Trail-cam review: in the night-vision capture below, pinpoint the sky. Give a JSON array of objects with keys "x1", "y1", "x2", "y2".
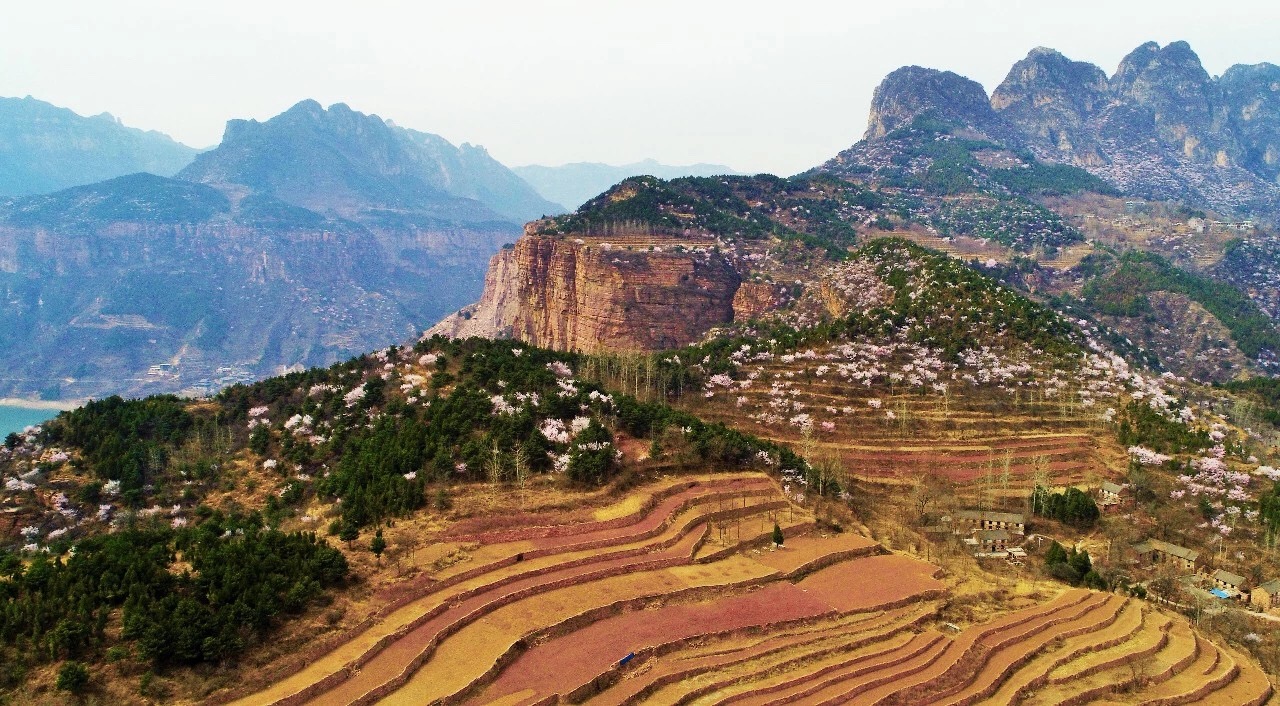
[{"x1": 2, "y1": 1, "x2": 1278, "y2": 176}]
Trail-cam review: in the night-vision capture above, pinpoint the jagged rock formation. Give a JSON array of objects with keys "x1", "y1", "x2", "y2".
[
  {"x1": 853, "y1": 41, "x2": 1280, "y2": 219},
  {"x1": 0, "y1": 101, "x2": 551, "y2": 399},
  {"x1": 0, "y1": 95, "x2": 198, "y2": 196},
  {"x1": 428, "y1": 229, "x2": 742, "y2": 351}
]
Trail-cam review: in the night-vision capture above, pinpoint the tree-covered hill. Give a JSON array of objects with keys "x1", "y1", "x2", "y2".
[{"x1": 0, "y1": 336, "x2": 811, "y2": 693}]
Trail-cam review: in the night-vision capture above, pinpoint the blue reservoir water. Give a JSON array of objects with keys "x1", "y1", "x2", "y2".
[{"x1": 0, "y1": 405, "x2": 60, "y2": 437}]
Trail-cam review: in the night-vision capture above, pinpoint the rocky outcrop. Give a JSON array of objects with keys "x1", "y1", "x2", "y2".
[
  {"x1": 429, "y1": 232, "x2": 744, "y2": 352},
  {"x1": 863, "y1": 66, "x2": 1015, "y2": 143}
]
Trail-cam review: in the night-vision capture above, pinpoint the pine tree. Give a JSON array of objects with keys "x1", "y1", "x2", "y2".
[
  {"x1": 1044, "y1": 541, "x2": 1068, "y2": 567},
  {"x1": 772, "y1": 522, "x2": 784, "y2": 547},
  {"x1": 370, "y1": 530, "x2": 386, "y2": 562}
]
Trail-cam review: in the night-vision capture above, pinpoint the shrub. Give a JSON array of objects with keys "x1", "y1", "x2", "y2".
[{"x1": 56, "y1": 661, "x2": 89, "y2": 693}]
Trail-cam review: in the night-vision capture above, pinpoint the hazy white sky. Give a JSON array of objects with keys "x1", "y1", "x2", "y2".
[{"x1": 2, "y1": 1, "x2": 1277, "y2": 175}]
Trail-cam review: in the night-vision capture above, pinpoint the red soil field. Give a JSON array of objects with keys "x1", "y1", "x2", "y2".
[
  {"x1": 470, "y1": 551, "x2": 944, "y2": 705},
  {"x1": 794, "y1": 554, "x2": 944, "y2": 613}
]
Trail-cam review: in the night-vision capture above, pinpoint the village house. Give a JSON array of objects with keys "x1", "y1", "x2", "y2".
[
  {"x1": 1250, "y1": 579, "x2": 1280, "y2": 613},
  {"x1": 977, "y1": 529, "x2": 1010, "y2": 553},
  {"x1": 953, "y1": 510, "x2": 1026, "y2": 535},
  {"x1": 1132, "y1": 539, "x2": 1201, "y2": 572},
  {"x1": 1211, "y1": 569, "x2": 1248, "y2": 600},
  {"x1": 1099, "y1": 481, "x2": 1125, "y2": 507}
]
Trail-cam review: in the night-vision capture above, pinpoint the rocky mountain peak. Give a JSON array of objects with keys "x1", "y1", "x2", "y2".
[
  {"x1": 991, "y1": 47, "x2": 1109, "y2": 160},
  {"x1": 992, "y1": 47, "x2": 1108, "y2": 113},
  {"x1": 863, "y1": 66, "x2": 1007, "y2": 141},
  {"x1": 0, "y1": 95, "x2": 199, "y2": 196},
  {"x1": 179, "y1": 100, "x2": 432, "y2": 216},
  {"x1": 1110, "y1": 40, "x2": 1214, "y2": 105},
  {"x1": 1106, "y1": 41, "x2": 1230, "y2": 167},
  {"x1": 855, "y1": 41, "x2": 1280, "y2": 218}
]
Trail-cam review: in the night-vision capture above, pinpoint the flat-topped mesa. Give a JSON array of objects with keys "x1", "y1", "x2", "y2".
[{"x1": 427, "y1": 226, "x2": 744, "y2": 352}]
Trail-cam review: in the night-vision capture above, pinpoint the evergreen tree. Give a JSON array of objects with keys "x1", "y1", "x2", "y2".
[
  {"x1": 773, "y1": 522, "x2": 784, "y2": 547},
  {"x1": 1044, "y1": 541, "x2": 1068, "y2": 567}
]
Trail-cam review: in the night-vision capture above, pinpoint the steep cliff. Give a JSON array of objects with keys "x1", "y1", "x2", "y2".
[
  {"x1": 1220, "y1": 61, "x2": 1280, "y2": 183},
  {"x1": 990, "y1": 47, "x2": 1110, "y2": 165},
  {"x1": 429, "y1": 231, "x2": 742, "y2": 351},
  {"x1": 428, "y1": 172, "x2": 920, "y2": 353}
]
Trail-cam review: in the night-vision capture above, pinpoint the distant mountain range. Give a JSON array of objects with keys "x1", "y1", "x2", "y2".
[
  {"x1": 0, "y1": 96, "x2": 200, "y2": 196},
  {"x1": 850, "y1": 41, "x2": 1280, "y2": 220},
  {"x1": 513, "y1": 159, "x2": 738, "y2": 210},
  {"x1": 181, "y1": 100, "x2": 561, "y2": 223},
  {"x1": 0, "y1": 100, "x2": 561, "y2": 400}
]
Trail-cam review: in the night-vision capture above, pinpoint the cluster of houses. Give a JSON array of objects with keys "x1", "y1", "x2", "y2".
[
  {"x1": 1130, "y1": 537, "x2": 1280, "y2": 615},
  {"x1": 920, "y1": 482, "x2": 1280, "y2": 618},
  {"x1": 933, "y1": 509, "x2": 1028, "y2": 561}
]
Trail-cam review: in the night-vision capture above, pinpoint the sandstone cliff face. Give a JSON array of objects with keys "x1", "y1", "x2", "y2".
[{"x1": 429, "y1": 233, "x2": 745, "y2": 352}]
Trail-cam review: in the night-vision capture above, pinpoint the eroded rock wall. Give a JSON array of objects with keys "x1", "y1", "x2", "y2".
[{"x1": 429, "y1": 234, "x2": 744, "y2": 352}]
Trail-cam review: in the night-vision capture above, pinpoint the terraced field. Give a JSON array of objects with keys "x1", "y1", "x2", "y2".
[
  {"x1": 688, "y1": 362, "x2": 1118, "y2": 489},
  {"x1": 215, "y1": 472, "x2": 1271, "y2": 706}
]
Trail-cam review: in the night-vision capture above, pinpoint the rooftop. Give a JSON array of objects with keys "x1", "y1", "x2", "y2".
[
  {"x1": 1146, "y1": 538, "x2": 1200, "y2": 562},
  {"x1": 1214, "y1": 569, "x2": 1246, "y2": 587},
  {"x1": 1257, "y1": 578, "x2": 1280, "y2": 594},
  {"x1": 956, "y1": 510, "x2": 1025, "y2": 524}
]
